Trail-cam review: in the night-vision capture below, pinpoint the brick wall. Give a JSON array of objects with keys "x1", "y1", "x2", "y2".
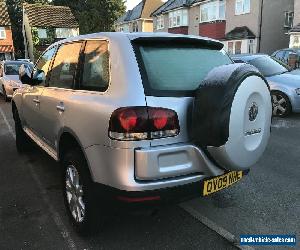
[
  {"x1": 0, "y1": 27, "x2": 14, "y2": 47},
  {"x1": 199, "y1": 21, "x2": 226, "y2": 40},
  {"x1": 168, "y1": 26, "x2": 188, "y2": 35}
]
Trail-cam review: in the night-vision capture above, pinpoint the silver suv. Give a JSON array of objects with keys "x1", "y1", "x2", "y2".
[{"x1": 13, "y1": 33, "x2": 272, "y2": 233}]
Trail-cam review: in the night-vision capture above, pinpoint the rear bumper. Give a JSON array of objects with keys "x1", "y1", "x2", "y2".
[
  {"x1": 94, "y1": 170, "x2": 250, "y2": 209},
  {"x1": 84, "y1": 143, "x2": 225, "y2": 192}
]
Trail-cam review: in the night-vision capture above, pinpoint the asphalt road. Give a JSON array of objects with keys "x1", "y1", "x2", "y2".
[{"x1": 0, "y1": 98, "x2": 299, "y2": 250}]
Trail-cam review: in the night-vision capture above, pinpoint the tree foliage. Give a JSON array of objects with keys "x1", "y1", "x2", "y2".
[
  {"x1": 53, "y1": 0, "x2": 126, "y2": 34},
  {"x1": 6, "y1": 0, "x2": 50, "y2": 58}
]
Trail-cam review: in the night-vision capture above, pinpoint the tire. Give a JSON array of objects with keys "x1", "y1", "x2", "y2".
[
  {"x1": 271, "y1": 91, "x2": 292, "y2": 117},
  {"x1": 14, "y1": 108, "x2": 32, "y2": 153},
  {"x1": 192, "y1": 63, "x2": 272, "y2": 171},
  {"x1": 62, "y1": 148, "x2": 101, "y2": 235},
  {"x1": 3, "y1": 86, "x2": 8, "y2": 102}
]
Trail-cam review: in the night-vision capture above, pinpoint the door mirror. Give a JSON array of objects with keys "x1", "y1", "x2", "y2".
[
  {"x1": 19, "y1": 64, "x2": 33, "y2": 85},
  {"x1": 32, "y1": 69, "x2": 45, "y2": 85}
]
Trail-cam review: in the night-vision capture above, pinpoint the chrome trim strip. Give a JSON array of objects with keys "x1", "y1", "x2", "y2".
[{"x1": 23, "y1": 127, "x2": 58, "y2": 161}]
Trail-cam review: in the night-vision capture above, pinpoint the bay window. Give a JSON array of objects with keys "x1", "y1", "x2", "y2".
[
  {"x1": 157, "y1": 16, "x2": 164, "y2": 30},
  {"x1": 235, "y1": 0, "x2": 250, "y2": 15},
  {"x1": 168, "y1": 9, "x2": 188, "y2": 28},
  {"x1": 200, "y1": 0, "x2": 225, "y2": 23}
]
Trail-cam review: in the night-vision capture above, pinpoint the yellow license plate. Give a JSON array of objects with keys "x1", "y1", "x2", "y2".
[{"x1": 203, "y1": 171, "x2": 243, "y2": 196}]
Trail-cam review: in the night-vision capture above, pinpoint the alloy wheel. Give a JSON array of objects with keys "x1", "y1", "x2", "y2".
[
  {"x1": 65, "y1": 164, "x2": 86, "y2": 223},
  {"x1": 272, "y1": 93, "x2": 288, "y2": 116}
]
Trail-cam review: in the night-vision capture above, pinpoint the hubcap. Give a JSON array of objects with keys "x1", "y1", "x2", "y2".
[
  {"x1": 65, "y1": 165, "x2": 85, "y2": 223},
  {"x1": 272, "y1": 94, "x2": 287, "y2": 116}
]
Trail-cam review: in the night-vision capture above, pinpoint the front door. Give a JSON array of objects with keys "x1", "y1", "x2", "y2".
[
  {"x1": 21, "y1": 47, "x2": 57, "y2": 135},
  {"x1": 38, "y1": 42, "x2": 83, "y2": 149}
]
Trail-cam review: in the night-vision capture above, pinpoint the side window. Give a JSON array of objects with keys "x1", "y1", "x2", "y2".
[
  {"x1": 275, "y1": 51, "x2": 285, "y2": 60},
  {"x1": 48, "y1": 42, "x2": 82, "y2": 89},
  {"x1": 80, "y1": 40, "x2": 109, "y2": 91},
  {"x1": 34, "y1": 47, "x2": 56, "y2": 85}
]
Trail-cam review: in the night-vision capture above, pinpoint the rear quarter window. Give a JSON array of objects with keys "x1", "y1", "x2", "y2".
[{"x1": 133, "y1": 41, "x2": 232, "y2": 97}]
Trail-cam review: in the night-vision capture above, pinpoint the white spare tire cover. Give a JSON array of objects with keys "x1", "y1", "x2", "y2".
[{"x1": 192, "y1": 63, "x2": 272, "y2": 171}]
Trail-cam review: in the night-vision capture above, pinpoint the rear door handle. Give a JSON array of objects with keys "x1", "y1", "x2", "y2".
[{"x1": 56, "y1": 103, "x2": 65, "y2": 112}]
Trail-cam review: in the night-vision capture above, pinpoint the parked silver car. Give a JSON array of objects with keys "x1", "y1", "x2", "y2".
[
  {"x1": 0, "y1": 60, "x2": 32, "y2": 102},
  {"x1": 13, "y1": 33, "x2": 272, "y2": 233},
  {"x1": 232, "y1": 54, "x2": 300, "y2": 117}
]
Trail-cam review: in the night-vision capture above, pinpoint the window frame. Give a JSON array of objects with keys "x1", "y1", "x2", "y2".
[
  {"x1": 0, "y1": 27, "x2": 6, "y2": 39},
  {"x1": 284, "y1": 11, "x2": 294, "y2": 28},
  {"x1": 235, "y1": 0, "x2": 250, "y2": 15},
  {"x1": 47, "y1": 41, "x2": 84, "y2": 90},
  {"x1": 168, "y1": 8, "x2": 188, "y2": 28},
  {"x1": 200, "y1": 0, "x2": 226, "y2": 23},
  {"x1": 33, "y1": 46, "x2": 58, "y2": 86},
  {"x1": 76, "y1": 39, "x2": 111, "y2": 93},
  {"x1": 157, "y1": 15, "x2": 165, "y2": 30}
]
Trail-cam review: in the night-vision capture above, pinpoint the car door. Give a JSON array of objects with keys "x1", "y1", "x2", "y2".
[
  {"x1": 38, "y1": 41, "x2": 83, "y2": 149},
  {"x1": 21, "y1": 47, "x2": 57, "y2": 134}
]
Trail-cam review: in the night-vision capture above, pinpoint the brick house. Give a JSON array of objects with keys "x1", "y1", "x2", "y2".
[
  {"x1": 115, "y1": 0, "x2": 164, "y2": 32},
  {"x1": 23, "y1": 3, "x2": 79, "y2": 62},
  {"x1": 224, "y1": 0, "x2": 294, "y2": 55},
  {"x1": 0, "y1": 1, "x2": 14, "y2": 61},
  {"x1": 153, "y1": 0, "x2": 294, "y2": 55},
  {"x1": 152, "y1": 0, "x2": 226, "y2": 38},
  {"x1": 289, "y1": 0, "x2": 300, "y2": 47}
]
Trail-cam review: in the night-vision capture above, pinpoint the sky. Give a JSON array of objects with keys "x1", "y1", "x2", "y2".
[
  {"x1": 125, "y1": 0, "x2": 167, "y2": 10},
  {"x1": 125, "y1": 0, "x2": 141, "y2": 10}
]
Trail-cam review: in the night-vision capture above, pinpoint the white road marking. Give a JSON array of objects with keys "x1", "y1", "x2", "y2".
[
  {"x1": 180, "y1": 203, "x2": 255, "y2": 250},
  {"x1": 0, "y1": 106, "x2": 77, "y2": 250},
  {"x1": 0, "y1": 108, "x2": 15, "y2": 140}
]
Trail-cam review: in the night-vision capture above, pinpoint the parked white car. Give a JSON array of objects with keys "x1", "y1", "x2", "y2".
[{"x1": 0, "y1": 61, "x2": 33, "y2": 102}]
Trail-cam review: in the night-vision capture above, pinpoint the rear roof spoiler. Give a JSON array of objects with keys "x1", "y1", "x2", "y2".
[{"x1": 131, "y1": 36, "x2": 224, "y2": 50}]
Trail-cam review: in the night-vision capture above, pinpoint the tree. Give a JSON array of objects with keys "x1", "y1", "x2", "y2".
[
  {"x1": 6, "y1": 0, "x2": 50, "y2": 58},
  {"x1": 53, "y1": 0, "x2": 126, "y2": 34}
]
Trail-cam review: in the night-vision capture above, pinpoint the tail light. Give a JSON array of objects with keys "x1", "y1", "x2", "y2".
[{"x1": 109, "y1": 107, "x2": 180, "y2": 141}]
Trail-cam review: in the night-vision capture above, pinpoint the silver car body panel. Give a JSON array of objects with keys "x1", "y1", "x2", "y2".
[
  {"x1": 13, "y1": 32, "x2": 228, "y2": 191},
  {"x1": 267, "y1": 73, "x2": 300, "y2": 113}
]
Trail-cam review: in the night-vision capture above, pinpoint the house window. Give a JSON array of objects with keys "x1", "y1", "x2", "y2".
[
  {"x1": 37, "y1": 28, "x2": 47, "y2": 38},
  {"x1": 55, "y1": 28, "x2": 78, "y2": 38},
  {"x1": 284, "y1": 12, "x2": 294, "y2": 28},
  {"x1": 227, "y1": 40, "x2": 243, "y2": 54},
  {"x1": 200, "y1": 0, "x2": 225, "y2": 23},
  {"x1": 123, "y1": 24, "x2": 129, "y2": 32},
  {"x1": 228, "y1": 41, "x2": 234, "y2": 54},
  {"x1": 157, "y1": 16, "x2": 164, "y2": 30},
  {"x1": 235, "y1": 0, "x2": 250, "y2": 15},
  {"x1": 248, "y1": 39, "x2": 255, "y2": 53},
  {"x1": 132, "y1": 22, "x2": 139, "y2": 32},
  {"x1": 168, "y1": 9, "x2": 188, "y2": 28},
  {"x1": 235, "y1": 41, "x2": 242, "y2": 54},
  {"x1": 0, "y1": 27, "x2": 6, "y2": 39}
]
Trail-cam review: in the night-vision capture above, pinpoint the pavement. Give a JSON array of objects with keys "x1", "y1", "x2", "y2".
[{"x1": 0, "y1": 97, "x2": 299, "y2": 250}]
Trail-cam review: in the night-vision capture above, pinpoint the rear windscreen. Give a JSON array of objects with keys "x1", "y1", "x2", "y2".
[{"x1": 133, "y1": 42, "x2": 232, "y2": 96}]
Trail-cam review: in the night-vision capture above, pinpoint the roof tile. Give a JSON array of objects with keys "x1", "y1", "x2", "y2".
[
  {"x1": 23, "y1": 3, "x2": 78, "y2": 28},
  {"x1": 0, "y1": 1, "x2": 11, "y2": 26}
]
